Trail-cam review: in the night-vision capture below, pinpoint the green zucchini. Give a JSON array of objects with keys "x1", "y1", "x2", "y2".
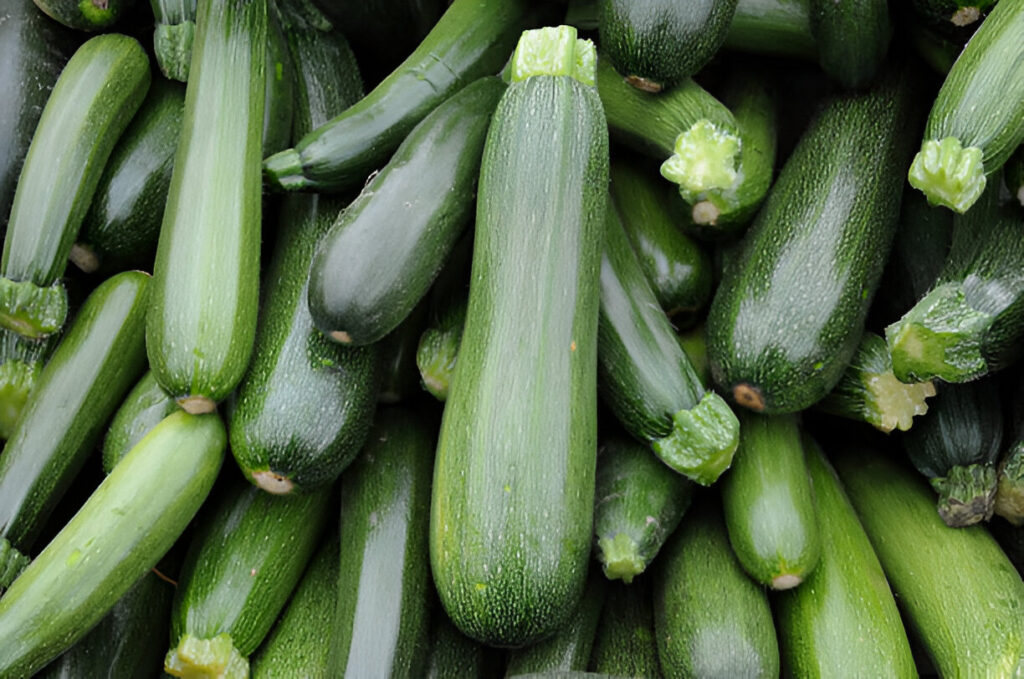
[
  {"x1": 808, "y1": 0, "x2": 891, "y2": 88},
  {"x1": 0, "y1": 271, "x2": 149, "y2": 590},
  {"x1": 417, "y1": 291, "x2": 467, "y2": 402},
  {"x1": 908, "y1": 0, "x2": 1024, "y2": 213},
  {"x1": 430, "y1": 27, "x2": 606, "y2": 647},
  {"x1": 0, "y1": 329, "x2": 61, "y2": 440},
  {"x1": 166, "y1": 482, "x2": 331, "y2": 678},
  {"x1": 0, "y1": 409, "x2": 225, "y2": 679},
  {"x1": 307, "y1": 76, "x2": 505, "y2": 346},
  {"x1": 377, "y1": 297, "x2": 429, "y2": 404},
  {"x1": 588, "y1": 580, "x2": 661, "y2": 678},
  {"x1": 721, "y1": 412, "x2": 820, "y2": 589},
  {"x1": 997, "y1": 439, "x2": 1024, "y2": 526},
  {"x1": 598, "y1": 0, "x2": 738, "y2": 92},
  {"x1": 0, "y1": 33, "x2": 149, "y2": 340},
  {"x1": 262, "y1": 8, "x2": 294, "y2": 158},
  {"x1": 653, "y1": 496, "x2": 779, "y2": 678},
  {"x1": 147, "y1": 0, "x2": 266, "y2": 413},
  {"x1": 707, "y1": 65, "x2": 919, "y2": 414},
  {"x1": 833, "y1": 437, "x2": 1024, "y2": 677},
  {"x1": 150, "y1": 0, "x2": 196, "y2": 81},
  {"x1": 774, "y1": 436, "x2": 915, "y2": 678},
  {"x1": 593, "y1": 436, "x2": 694, "y2": 583},
  {"x1": 599, "y1": 195, "x2": 739, "y2": 484},
  {"x1": 425, "y1": 610, "x2": 497, "y2": 679},
  {"x1": 263, "y1": 0, "x2": 545, "y2": 192},
  {"x1": 101, "y1": 370, "x2": 176, "y2": 474},
  {"x1": 328, "y1": 407, "x2": 435, "y2": 677},
  {"x1": 33, "y1": 0, "x2": 136, "y2": 30},
  {"x1": 72, "y1": 79, "x2": 185, "y2": 275},
  {"x1": 723, "y1": 0, "x2": 817, "y2": 59},
  {"x1": 609, "y1": 155, "x2": 712, "y2": 322},
  {"x1": 677, "y1": 323, "x2": 711, "y2": 388}
]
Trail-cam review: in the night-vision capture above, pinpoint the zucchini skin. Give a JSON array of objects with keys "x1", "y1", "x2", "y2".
[
  {"x1": 430, "y1": 65, "x2": 608, "y2": 647},
  {"x1": 588, "y1": 580, "x2": 662, "y2": 678},
  {"x1": 328, "y1": 407, "x2": 436, "y2": 677},
  {"x1": 0, "y1": 409, "x2": 226, "y2": 679},
  {"x1": 377, "y1": 298, "x2": 429, "y2": 404},
  {"x1": 0, "y1": 271, "x2": 149, "y2": 589},
  {"x1": 417, "y1": 291, "x2": 467, "y2": 401},
  {"x1": 262, "y1": 9, "x2": 294, "y2": 158},
  {"x1": 307, "y1": 76, "x2": 505, "y2": 346},
  {"x1": 101, "y1": 370, "x2": 176, "y2": 474},
  {"x1": 146, "y1": 0, "x2": 266, "y2": 411},
  {"x1": 775, "y1": 437, "x2": 915, "y2": 678},
  {"x1": 425, "y1": 610, "x2": 496, "y2": 679},
  {"x1": 33, "y1": 0, "x2": 136, "y2": 30},
  {"x1": 833, "y1": 438, "x2": 1024, "y2": 678},
  {"x1": 706, "y1": 66, "x2": 919, "y2": 414},
  {"x1": 723, "y1": 0, "x2": 817, "y2": 59},
  {"x1": 808, "y1": 0, "x2": 891, "y2": 88},
  {"x1": 150, "y1": 0, "x2": 197, "y2": 81}
]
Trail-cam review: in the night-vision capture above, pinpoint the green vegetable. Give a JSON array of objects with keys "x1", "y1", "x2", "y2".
[
  {"x1": 33, "y1": 0, "x2": 136, "y2": 30},
  {"x1": 588, "y1": 580, "x2": 662, "y2": 678},
  {"x1": 809, "y1": 0, "x2": 891, "y2": 88},
  {"x1": 150, "y1": 0, "x2": 196, "y2": 81},
  {"x1": 723, "y1": 0, "x2": 817, "y2": 59}
]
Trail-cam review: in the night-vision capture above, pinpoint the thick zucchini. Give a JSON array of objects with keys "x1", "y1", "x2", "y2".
[
  {"x1": 151, "y1": 0, "x2": 197, "y2": 81},
  {"x1": 429, "y1": 27, "x2": 607, "y2": 647},
  {"x1": 0, "y1": 409, "x2": 226, "y2": 679},
  {"x1": 425, "y1": 610, "x2": 497, "y2": 679},
  {"x1": 147, "y1": 0, "x2": 266, "y2": 413},
  {"x1": 33, "y1": 0, "x2": 135, "y2": 30},
  {"x1": 775, "y1": 436, "x2": 915, "y2": 677},
  {"x1": 723, "y1": 0, "x2": 817, "y2": 59},
  {"x1": 833, "y1": 437, "x2": 1024, "y2": 677},
  {"x1": 908, "y1": 0, "x2": 1024, "y2": 213},
  {"x1": 808, "y1": 0, "x2": 891, "y2": 88},
  {"x1": 101, "y1": 370, "x2": 176, "y2": 473},
  {"x1": 0, "y1": 271, "x2": 149, "y2": 590},
  {"x1": 328, "y1": 407, "x2": 435, "y2": 677},
  {"x1": 707, "y1": 65, "x2": 919, "y2": 414},
  {"x1": 588, "y1": 580, "x2": 661, "y2": 678},
  {"x1": 0, "y1": 33, "x2": 149, "y2": 340}
]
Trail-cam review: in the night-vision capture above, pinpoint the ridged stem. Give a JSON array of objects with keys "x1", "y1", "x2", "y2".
[
  {"x1": 659, "y1": 120, "x2": 741, "y2": 205},
  {"x1": 995, "y1": 443, "x2": 1024, "y2": 526},
  {"x1": 908, "y1": 137, "x2": 987, "y2": 214},
  {"x1": 650, "y1": 391, "x2": 739, "y2": 485},
  {"x1": 930, "y1": 463, "x2": 997, "y2": 527},
  {"x1": 0, "y1": 358, "x2": 43, "y2": 439},
  {"x1": 509, "y1": 25, "x2": 596, "y2": 85},
  {"x1": 0, "y1": 278, "x2": 67, "y2": 340},
  {"x1": 155, "y1": 22, "x2": 196, "y2": 82},
  {"x1": 0, "y1": 538, "x2": 29, "y2": 590},
  {"x1": 165, "y1": 634, "x2": 248, "y2": 679},
  {"x1": 597, "y1": 533, "x2": 645, "y2": 584}
]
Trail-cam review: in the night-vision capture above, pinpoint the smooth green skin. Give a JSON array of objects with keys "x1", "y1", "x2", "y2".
[
  {"x1": 229, "y1": 193, "x2": 378, "y2": 494},
  {"x1": 707, "y1": 68, "x2": 916, "y2": 414},
  {"x1": 251, "y1": 538, "x2": 337, "y2": 679},
  {"x1": 263, "y1": 0, "x2": 541, "y2": 192},
  {"x1": 150, "y1": 0, "x2": 196, "y2": 81},
  {"x1": 32, "y1": 0, "x2": 134, "y2": 30},
  {"x1": 833, "y1": 441, "x2": 1024, "y2": 677},
  {"x1": 599, "y1": 0, "x2": 738, "y2": 90},
  {"x1": 262, "y1": 10, "x2": 293, "y2": 158},
  {"x1": 809, "y1": 0, "x2": 891, "y2": 88},
  {"x1": 425, "y1": 610, "x2": 493, "y2": 679},
  {"x1": 506, "y1": 572, "x2": 607, "y2": 676},
  {"x1": 170, "y1": 482, "x2": 331, "y2": 667},
  {"x1": 721, "y1": 412, "x2": 820, "y2": 589},
  {"x1": 775, "y1": 438, "x2": 916, "y2": 678},
  {"x1": 76, "y1": 79, "x2": 185, "y2": 275},
  {"x1": 101, "y1": 371, "x2": 176, "y2": 474},
  {"x1": 430, "y1": 74, "x2": 607, "y2": 647},
  {"x1": 589, "y1": 580, "x2": 662, "y2": 678},
  {"x1": 593, "y1": 437, "x2": 693, "y2": 583},
  {"x1": 377, "y1": 297, "x2": 428, "y2": 404},
  {"x1": 0, "y1": 271, "x2": 149, "y2": 583},
  {"x1": 0, "y1": 410, "x2": 226, "y2": 679},
  {"x1": 723, "y1": 0, "x2": 817, "y2": 58},
  {"x1": 654, "y1": 499, "x2": 779, "y2": 679},
  {"x1": 609, "y1": 156, "x2": 712, "y2": 321},
  {"x1": 2, "y1": 33, "x2": 150, "y2": 287},
  {"x1": 307, "y1": 77, "x2": 505, "y2": 346},
  {"x1": 147, "y1": 0, "x2": 266, "y2": 408},
  {"x1": 328, "y1": 407, "x2": 435, "y2": 677}
]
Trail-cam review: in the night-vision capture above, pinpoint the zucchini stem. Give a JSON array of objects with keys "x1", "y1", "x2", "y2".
[
  {"x1": 0, "y1": 538, "x2": 30, "y2": 590},
  {"x1": 509, "y1": 25, "x2": 597, "y2": 86},
  {"x1": 995, "y1": 442, "x2": 1024, "y2": 526},
  {"x1": 263, "y1": 148, "x2": 308, "y2": 192},
  {"x1": 651, "y1": 391, "x2": 739, "y2": 485},
  {"x1": 660, "y1": 120, "x2": 741, "y2": 205},
  {"x1": 165, "y1": 633, "x2": 248, "y2": 679},
  {"x1": 0, "y1": 279, "x2": 68, "y2": 340},
  {"x1": 908, "y1": 137, "x2": 987, "y2": 214},
  {"x1": 597, "y1": 533, "x2": 645, "y2": 583},
  {"x1": 930, "y1": 463, "x2": 997, "y2": 527},
  {"x1": 68, "y1": 243, "x2": 100, "y2": 274},
  {"x1": 154, "y1": 21, "x2": 196, "y2": 82}
]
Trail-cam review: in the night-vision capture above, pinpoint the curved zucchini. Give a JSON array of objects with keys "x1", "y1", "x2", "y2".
[
  {"x1": 723, "y1": 0, "x2": 817, "y2": 59},
  {"x1": 808, "y1": 0, "x2": 891, "y2": 88},
  {"x1": 588, "y1": 580, "x2": 662, "y2": 678},
  {"x1": 33, "y1": 0, "x2": 136, "y2": 30},
  {"x1": 430, "y1": 27, "x2": 607, "y2": 648},
  {"x1": 150, "y1": 0, "x2": 197, "y2": 81},
  {"x1": 147, "y1": 0, "x2": 266, "y2": 413},
  {"x1": 101, "y1": 370, "x2": 176, "y2": 474},
  {"x1": 0, "y1": 409, "x2": 225, "y2": 679}
]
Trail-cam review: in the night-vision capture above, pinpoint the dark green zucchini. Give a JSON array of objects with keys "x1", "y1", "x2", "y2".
[
  {"x1": 166, "y1": 481, "x2": 331, "y2": 678},
  {"x1": 430, "y1": 27, "x2": 606, "y2": 648},
  {"x1": 417, "y1": 291, "x2": 467, "y2": 402},
  {"x1": 775, "y1": 436, "x2": 915, "y2": 677},
  {"x1": 707, "y1": 64, "x2": 919, "y2": 414},
  {"x1": 0, "y1": 409, "x2": 226, "y2": 679},
  {"x1": 599, "y1": 195, "x2": 739, "y2": 484},
  {"x1": 101, "y1": 370, "x2": 176, "y2": 473},
  {"x1": 598, "y1": 0, "x2": 738, "y2": 92},
  {"x1": 262, "y1": 8, "x2": 294, "y2": 158},
  {"x1": 0, "y1": 33, "x2": 149, "y2": 340},
  {"x1": 72, "y1": 78, "x2": 185, "y2": 275},
  {"x1": 723, "y1": 0, "x2": 817, "y2": 59},
  {"x1": 425, "y1": 609, "x2": 497, "y2": 679},
  {"x1": 263, "y1": 0, "x2": 545, "y2": 192},
  {"x1": 0, "y1": 271, "x2": 149, "y2": 590},
  {"x1": 588, "y1": 580, "x2": 661, "y2": 678},
  {"x1": 150, "y1": 0, "x2": 196, "y2": 81},
  {"x1": 307, "y1": 76, "x2": 505, "y2": 346},
  {"x1": 147, "y1": 0, "x2": 266, "y2": 413},
  {"x1": 677, "y1": 323, "x2": 711, "y2": 388},
  {"x1": 33, "y1": 0, "x2": 136, "y2": 30},
  {"x1": 593, "y1": 437, "x2": 693, "y2": 583},
  {"x1": 809, "y1": 0, "x2": 891, "y2": 88},
  {"x1": 377, "y1": 297, "x2": 429, "y2": 404},
  {"x1": 328, "y1": 407, "x2": 435, "y2": 677}
]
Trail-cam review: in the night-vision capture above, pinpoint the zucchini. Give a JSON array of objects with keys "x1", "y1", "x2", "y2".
[
  {"x1": 0, "y1": 271, "x2": 149, "y2": 590},
  {"x1": 0, "y1": 33, "x2": 150, "y2": 340},
  {"x1": 721, "y1": 412, "x2": 820, "y2": 589},
  {"x1": 429, "y1": 27, "x2": 607, "y2": 647},
  {"x1": 833, "y1": 437, "x2": 1024, "y2": 677},
  {"x1": 307, "y1": 76, "x2": 505, "y2": 346},
  {"x1": 723, "y1": 0, "x2": 817, "y2": 59},
  {"x1": 150, "y1": 0, "x2": 196, "y2": 81},
  {"x1": 907, "y1": 0, "x2": 1024, "y2": 213},
  {"x1": 593, "y1": 436, "x2": 693, "y2": 583},
  {"x1": 425, "y1": 610, "x2": 497, "y2": 679},
  {"x1": 101, "y1": 370, "x2": 176, "y2": 473},
  {"x1": 0, "y1": 329, "x2": 61, "y2": 440},
  {"x1": 588, "y1": 580, "x2": 661, "y2": 678},
  {"x1": 262, "y1": 8, "x2": 294, "y2": 158},
  {"x1": 808, "y1": 0, "x2": 891, "y2": 88},
  {"x1": 0, "y1": 409, "x2": 226, "y2": 679},
  {"x1": 997, "y1": 439, "x2": 1024, "y2": 526},
  {"x1": 327, "y1": 407, "x2": 435, "y2": 677},
  {"x1": 72, "y1": 78, "x2": 186, "y2": 275},
  {"x1": 774, "y1": 436, "x2": 915, "y2": 678},
  {"x1": 263, "y1": 0, "x2": 545, "y2": 192},
  {"x1": 653, "y1": 496, "x2": 779, "y2": 678},
  {"x1": 707, "y1": 65, "x2": 919, "y2": 414},
  {"x1": 598, "y1": 194, "x2": 739, "y2": 484},
  {"x1": 377, "y1": 297, "x2": 429, "y2": 404},
  {"x1": 990, "y1": 518, "x2": 1024, "y2": 578},
  {"x1": 147, "y1": 0, "x2": 266, "y2": 413},
  {"x1": 908, "y1": 19, "x2": 965, "y2": 75},
  {"x1": 598, "y1": 0, "x2": 738, "y2": 92},
  {"x1": 417, "y1": 291, "x2": 467, "y2": 402},
  {"x1": 166, "y1": 481, "x2": 331, "y2": 678},
  {"x1": 678, "y1": 323, "x2": 711, "y2": 389},
  {"x1": 33, "y1": 0, "x2": 136, "y2": 30}
]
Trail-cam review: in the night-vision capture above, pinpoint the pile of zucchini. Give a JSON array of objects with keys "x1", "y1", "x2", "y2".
[{"x1": 1, "y1": 0, "x2": 1024, "y2": 676}]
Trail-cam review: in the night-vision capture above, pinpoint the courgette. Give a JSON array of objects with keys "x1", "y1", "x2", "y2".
[
  {"x1": 417, "y1": 291, "x2": 467, "y2": 402},
  {"x1": 723, "y1": 0, "x2": 817, "y2": 59},
  {"x1": 808, "y1": 0, "x2": 891, "y2": 88},
  {"x1": 0, "y1": 330, "x2": 61, "y2": 441},
  {"x1": 101, "y1": 371, "x2": 176, "y2": 474},
  {"x1": 588, "y1": 580, "x2": 661, "y2": 678},
  {"x1": 262, "y1": 8, "x2": 294, "y2": 158},
  {"x1": 33, "y1": 0, "x2": 136, "y2": 30},
  {"x1": 377, "y1": 298, "x2": 429, "y2": 404},
  {"x1": 997, "y1": 439, "x2": 1024, "y2": 526},
  {"x1": 425, "y1": 610, "x2": 497, "y2": 679},
  {"x1": 150, "y1": 0, "x2": 196, "y2": 81}
]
